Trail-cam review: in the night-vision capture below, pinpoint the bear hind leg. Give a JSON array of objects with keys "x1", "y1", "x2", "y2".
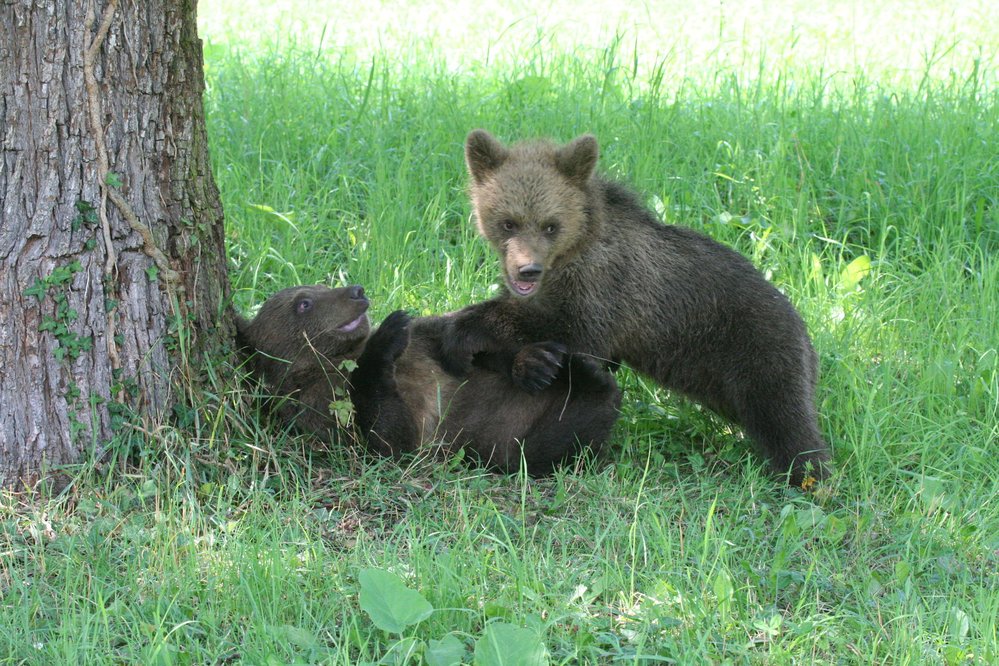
[{"x1": 737, "y1": 390, "x2": 832, "y2": 488}]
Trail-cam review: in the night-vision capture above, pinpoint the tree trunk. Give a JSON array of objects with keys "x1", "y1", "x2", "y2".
[{"x1": 0, "y1": 0, "x2": 229, "y2": 488}]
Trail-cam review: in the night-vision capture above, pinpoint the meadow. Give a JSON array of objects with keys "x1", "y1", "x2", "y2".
[{"x1": 2, "y1": 1, "x2": 997, "y2": 663}]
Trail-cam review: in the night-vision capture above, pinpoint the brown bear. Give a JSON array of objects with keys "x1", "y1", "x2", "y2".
[
  {"x1": 440, "y1": 130, "x2": 832, "y2": 487},
  {"x1": 235, "y1": 284, "x2": 621, "y2": 475}
]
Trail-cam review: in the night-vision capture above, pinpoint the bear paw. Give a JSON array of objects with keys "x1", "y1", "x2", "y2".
[
  {"x1": 566, "y1": 353, "x2": 617, "y2": 392},
  {"x1": 512, "y1": 341, "x2": 567, "y2": 393},
  {"x1": 367, "y1": 310, "x2": 412, "y2": 362}
]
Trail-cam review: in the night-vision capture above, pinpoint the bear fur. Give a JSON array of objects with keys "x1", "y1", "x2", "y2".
[
  {"x1": 442, "y1": 130, "x2": 832, "y2": 486},
  {"x1": 235, "y1": 284, "x2": 621, "y2": 475}
]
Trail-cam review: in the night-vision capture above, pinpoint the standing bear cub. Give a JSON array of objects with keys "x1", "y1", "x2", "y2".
[
  {"x1": 236, "y1": 284, "x2": 621, "y2": 475},
  {"x1": 442, "y1": 130, "x2": 832, "y2": 486}
]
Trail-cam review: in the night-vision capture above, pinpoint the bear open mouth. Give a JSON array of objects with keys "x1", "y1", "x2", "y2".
[
  {"x1": 509, "y1": 278, "x2": 539, "y2": 297},
  {"x1": 338, "y1": 313, "x2": 368, "y2": 332}
]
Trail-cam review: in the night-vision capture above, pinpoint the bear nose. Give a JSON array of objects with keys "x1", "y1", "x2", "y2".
[
  {"x1": 517, "y1": 263, "x2": 543, "y2": 282},
  {"x1": 348, "y1": 285, "x2": 366, "y2": 300}
]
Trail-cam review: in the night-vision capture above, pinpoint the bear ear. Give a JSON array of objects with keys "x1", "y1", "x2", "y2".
[
  {"x1": 465, "y1": 129, "x2": 509, "y2": 184},
  {"x1": 555, "y1": 134, "x2": 599, "y2": 187}
]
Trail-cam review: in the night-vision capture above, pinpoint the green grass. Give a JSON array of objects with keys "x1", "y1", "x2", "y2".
[{"x1": 3, "y1": 1, "x2": 998, "y2": 664}]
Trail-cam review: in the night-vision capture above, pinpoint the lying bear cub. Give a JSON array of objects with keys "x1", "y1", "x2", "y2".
[{"x1": 235, "y1": 284, "x2": 621, "y2": 475}]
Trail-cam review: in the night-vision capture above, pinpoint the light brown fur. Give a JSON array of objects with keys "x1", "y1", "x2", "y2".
[{"x1": 444, "y1": 130, "x2": 832, "y2": 486}]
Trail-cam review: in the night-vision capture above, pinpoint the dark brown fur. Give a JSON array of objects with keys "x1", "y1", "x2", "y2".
[
  {"x1": 235, "y1": 284, "x2": 621, "y2": 475},
  {"x1": 235, "y1": 284, "x2": 371, "y2": 438},
  {"x1": 443, "y1": 130, "x2": 832, "y2": 486}
]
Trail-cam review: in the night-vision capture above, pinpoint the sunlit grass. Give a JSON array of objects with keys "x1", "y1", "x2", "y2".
[
  {"x1": 2, "y1": 1, "x2": 996, "y2": 664},
  {"x1": 199, "y1": 0, "x2": 999, "y2": 88}
]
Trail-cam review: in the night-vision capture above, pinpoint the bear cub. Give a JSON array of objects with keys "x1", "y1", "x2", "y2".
[
  {"x1": 236, "y1": 284, "x2": 621, "y2": 475},
  {"x1": 443, "y1": 130, "x2": 832, "y2": 486}
]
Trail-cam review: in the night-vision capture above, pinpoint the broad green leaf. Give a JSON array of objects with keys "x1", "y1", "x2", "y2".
[
  {"x1": 949, "y1": 607, "x2": 970, "y2": 640},
  {"x1": 795, "y1": 505, "x2": 827, "y2": 530},
  {"x1": 474, "y1": 622, "x2": 548, "y2": 666},
  {"x1": 823, "y1": 514, "x2": 848, "y2": 543},
  {"x1": 482, "y1": 601, "x2": 511, "y2": 619},
  {"x1": 918, "y1": 475, "x2": 947, "y2": 512},
  {"x1": 380, "y1": 637, "x2": 424, "y2": 665},
  {"x1": 267, "y1": 624, "x2": 319, "y2": 651},
  {"x1": 358, "y1": 568, "x2": 433, "y2": 634},
  {"x1": 838, "y1": 255, "x2": 871, "y2": 292},
  {"x1": 752, "y1": 613, "x2": 783, "y2": 637},
  {"x1": 426, "y1": 635, "x2": 465, "y2": 666},
  {"x1": 713, "y1": 568, "x2": 734, "y2": 607}
]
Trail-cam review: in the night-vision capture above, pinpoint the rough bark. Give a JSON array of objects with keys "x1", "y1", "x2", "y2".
[{"x1": 0, "y1": 0, "x2": 229, "y2": 487}]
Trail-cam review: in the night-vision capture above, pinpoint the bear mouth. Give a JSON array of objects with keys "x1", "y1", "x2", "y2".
[
  {"x1": 508, "y1": 277, "x2": 539, "y2": 297},
  {"x1": 338, "y1": 314, "x2": 367, "y2": 332},
  {"x1": 338, "y1": 306, "x2": 369, "y2": 333}
]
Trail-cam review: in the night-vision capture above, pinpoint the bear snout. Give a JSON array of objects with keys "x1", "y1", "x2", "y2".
[
  {"x1": 347, "y1": 284, "x2": 367, "y2": 302},
  {"x1": 516, "y1": 263, "x2": 544, "y2": 282}
]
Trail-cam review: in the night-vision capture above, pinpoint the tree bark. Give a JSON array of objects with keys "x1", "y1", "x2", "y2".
[{"x1": 0, "y1": 0, "x2": 229, "y2": 488}]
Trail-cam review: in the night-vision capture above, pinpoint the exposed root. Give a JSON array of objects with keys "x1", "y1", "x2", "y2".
[{"x1": 82, "y1": 0, "x2": 186, "y2": 396}]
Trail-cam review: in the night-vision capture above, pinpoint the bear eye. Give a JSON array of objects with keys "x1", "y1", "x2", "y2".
[
  {"x1": 501, "y1": 219, "x2": 517, "y2": 233},
  {"x1": 295, "y1": 298, "x2": 313, "y2": 315},
  {"x1": 543, "y1": 223, "x2": 559, "y2": 235}
]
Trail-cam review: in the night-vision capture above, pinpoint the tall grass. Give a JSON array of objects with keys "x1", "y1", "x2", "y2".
[{"x1": 2, "y1": 2, "x2": 996, "y2": 664}]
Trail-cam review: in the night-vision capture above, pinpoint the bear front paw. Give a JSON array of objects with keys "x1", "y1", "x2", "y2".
[
  {"x1": 512, "y1": 341, "x2": 567, "y2": 393},
  {"x1": 368, "y1": 310, "x2": 412, "y2": 361}
]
